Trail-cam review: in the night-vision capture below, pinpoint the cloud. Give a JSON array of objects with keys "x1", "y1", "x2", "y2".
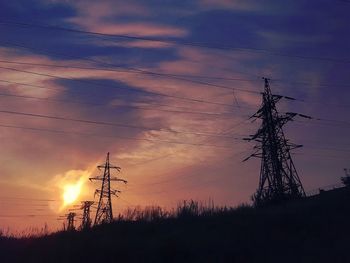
[
  {"x1": 198, "y1": 0, "x2": 260, "y2": 11},
  {"x1": 72, "y1": 0, "x2": 151, "y2": 18},
  {"x1": 257, "y1": 30, "x2": 331, "y2": 49},
  {"x1": 64, "y1": 0, "x2": 188, "y2": 39},
  {"x1": 69, "y1": 17, "x2": 188, "y2": 38},
  {"x1": 103, "y1": 39, "x2": 175, "y2": 49}
]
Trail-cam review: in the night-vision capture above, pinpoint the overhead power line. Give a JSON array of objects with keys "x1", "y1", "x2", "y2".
[
  {"x1": 0, "y1": 65, "x2": 251, "y2": 108},
  {"x1": 3, "y1": 40, "x2": 349, "y2": 93},
  {"x1": 0, "y1": 214, "x2": 57, "y2": 218},
  {"x1": 0, "y1": 59, "x2": 258, "y2": 83},
  {"x1": 0, "y1": 20, "x2": 349, "y2": 64},
  {"x1": 0, "y1": 57, "x2": 252, "y2": 107},
  {"x1": 0, "y1": 109, "x2": 244, "y2": 139},
  {"x1": 0, "y1": 90, "x2": 243, "y2": 118},
  {"x1": 0, "y1": 123, "x2": 240, "y2": 149},
  {"x1": 1, "y1": 57, "x2": 349, "y2": 95},
  {"x1": 0, "y1": 79, "x2": 251, "y2": 115},
  {"x1": 2, "y1": 62, "x2": 349, "y2": 115},
  {"x1": 1, "y1": 52, "x2": 346, "y2": 110},
  {"x1": 0, "y1": 40, "x2": 262, "y2": 100},
  {"x1": 0, "y1": 60, "x2": 260, "y2": 95},
  {"x1": 0, "y1": 196, "x2": 58, "y2": 201}
]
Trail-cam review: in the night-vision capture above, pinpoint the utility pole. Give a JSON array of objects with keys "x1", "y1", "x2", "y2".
[
  {"x1": 90, "y1": 152, "x2": 127, "y2": 225},
  {"x1": 80, "y1": 201, "x2": 94, "y2": 230},
  {"x1": 244, "y1": 78, "x2": 307, "y2": 206},
  {"x1": 66, "y1": 212, "x2": 76, "y2": 231}
]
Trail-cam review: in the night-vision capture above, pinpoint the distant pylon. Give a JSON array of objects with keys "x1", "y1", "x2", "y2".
[
  {"x1": 89, "y1": 152, "x2": 127, "y2": 225},
  {"x1": 66, "y1": 212, "x2": 76, "y2": 231},
  {"x1": 80, "y1": 201, "x2": 94, "y2": 230},
  {"x1": 341, "y1": 168, "x2": 350, "y2": 186},
  {"x1": 244, "y1": 78, "x2": 307, "y2": 206}
]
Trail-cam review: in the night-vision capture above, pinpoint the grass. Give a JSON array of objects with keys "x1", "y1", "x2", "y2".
[{"x1": 1, "y1": 187, "x2": 350, "y2": 262}]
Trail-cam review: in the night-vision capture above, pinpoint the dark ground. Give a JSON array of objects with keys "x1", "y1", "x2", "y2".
[{"x1": 1, "y1": 187, "x2": 350, "y2": 263}]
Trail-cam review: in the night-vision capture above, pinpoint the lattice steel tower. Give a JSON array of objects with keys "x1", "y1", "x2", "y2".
[
  {"x1": 90, "y1": 152, "x2": 127, "y2": 225},
  {"x1": 80, "y1": 201, "x2": 94, "y2": 230},
  {"x1": 244, "y1": 78, "x2": 306, "y2": 206},
  {"x1": 66, "y1": 212, "x2": 76, "y2": 231}
]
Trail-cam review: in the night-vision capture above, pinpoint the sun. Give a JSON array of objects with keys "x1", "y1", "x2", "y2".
[{"x1": 62, "y1": 181, "x2": 83, "y2": 206}]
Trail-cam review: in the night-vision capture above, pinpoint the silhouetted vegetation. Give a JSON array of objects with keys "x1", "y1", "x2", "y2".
[{"x1": 2, "y1": 188, "x2": 350, "y2": 262}]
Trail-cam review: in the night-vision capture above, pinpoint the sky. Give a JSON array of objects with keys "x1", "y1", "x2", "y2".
[{"x1": 0, "y1": 0, "x2": 349, "y2": 233}]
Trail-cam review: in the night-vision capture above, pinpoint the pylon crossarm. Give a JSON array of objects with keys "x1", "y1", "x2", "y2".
[
  {"x1": 242, "y1": 151, "x2": 262, "y2": 162},
  {"x1": 110, "y1": 177, "x2": 127, "y2": 183},
  {"x1": 109, "y1": 165, "x2": 121, "y2": 171},
  {"x1": 89, "y1": 176, "x2": 104, "y2": 181},
  {"x1": 288, "y1": 143, "x2": 303, "y2": 150},
  {"x1": 97, "y1": 165, "x2": 121, "y2": 171},
  {"x1": 272, "y1": 95, "x2": 283, "y2": 103}
]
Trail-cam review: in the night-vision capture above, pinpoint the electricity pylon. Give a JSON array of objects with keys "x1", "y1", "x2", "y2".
[
  {"x1": 80, "y1": 201, "x2": 94, "y2": 230},
  {"x1": 341, "y1": 168, "x2": 350, "y2": 186},
  {"x1": 89, "y1": 152, "x2": 127, "y2": 225},
  {"x1": 66, "y1": 212, "x2": 76, "y2": 231},
  {"x1": 244, "y1": 78, "x2": 307, "y2": 206}
]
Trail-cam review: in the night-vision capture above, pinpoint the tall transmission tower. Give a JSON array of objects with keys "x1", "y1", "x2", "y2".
[
  {"x1": 244, "y1": 78, "x2": 307, "y2": 206},
  {"x1": 80, "y1": 201, "x2": 94, "y2": 230},
  {"x1": 66, "y1": 212, "x2": 76, "y2": 231},
  {"x1": 90, "y1": 152, "x2": 127, "y2": 225}
]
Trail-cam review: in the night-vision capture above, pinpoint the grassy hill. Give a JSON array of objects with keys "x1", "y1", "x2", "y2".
[{"x1": 1, "y1": 187, "x2": 350, "y2": 262}]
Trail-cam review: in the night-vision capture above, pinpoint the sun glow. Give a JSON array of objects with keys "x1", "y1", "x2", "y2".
[
  {"x1": 49, "y1": 168, "x2": 97, "y2": 212},
  {"x1": 63, "y1": 181, "x2": 83, "y2": 206}
]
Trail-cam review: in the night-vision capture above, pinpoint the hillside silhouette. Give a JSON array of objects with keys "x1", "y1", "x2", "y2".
[{"x1": 1, "y1": 187, "x2": 350, "y2": 262}]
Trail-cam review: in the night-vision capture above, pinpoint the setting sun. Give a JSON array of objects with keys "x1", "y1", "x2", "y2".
[{"x1": 62, "y1": 181, "x2": 83, "y2": 206}]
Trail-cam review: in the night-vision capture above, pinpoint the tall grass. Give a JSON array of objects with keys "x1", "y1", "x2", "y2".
[{"x1": 116, "y1": 200, "x2": 251, "y2": 222}]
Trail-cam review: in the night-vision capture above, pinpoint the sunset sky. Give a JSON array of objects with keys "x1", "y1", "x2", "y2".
[{"x1": 0, "y1": 0, "x2": 349, "y2": 233}]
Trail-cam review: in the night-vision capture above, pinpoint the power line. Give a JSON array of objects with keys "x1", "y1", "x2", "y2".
[
  {"x1": 295, "y1": 153, "x2": 350, "y2": 160},
  {"x1": 0, "y1": 122, "x2": 240, "y2": 149},
  {"x1": 2, "y1": 73, "x2": 350, "y2": 117},
  {"x1": 8, "y1": 41, "x2": 342, "y2": 112},
  {"x1": 0, "y1": 196, "x2": 58, "y2": 201},
  {"x1": 128, "y1": 149, "x2": 250, "y2": 190},
  {"x1": 126, "y1": 125, "x2": 251, "y2": 191},
  {"x1": 2, "y1": 70, "x2": 348, "y2": 117},
  {"x1": 0, "y1": 41, "x2": 262, "y2": 97},
  {"x1": 0, "y1": 90, "x2": 245, "y2": 118},
  {"x1": 0, "y1": 214, "x2": 57, "y2": 218},
  {"x1": 3, "y1": 58, "x2": 349, "y2": 111},
  {"x1": 0, "y1": 79, "x2": 250, "y2": 116},
  {"x1": 296, "y1": 119, "x2": 350, "y2": 129},
  {"x1": 0, "y1": 109, "x2": 245, "y2": 139},
  {"x1": 127, "y1": 118, "x2": 251, "y2": 168},
  {"x1": 0, "y1": 20, "x2": 349, "y2": 64},
  {"x1": 4, "y1": 42, "x2": 350, "y2": 97},
  {"x1": 273, "y1": 79, "x2": 350, "y2": 89},
  {"x1": 0, "y1": 103, "x2": 339, "y2": 165},
  {"x1": 243, "y1": 139, "x2": 350, "y2": 155},
  {"x1": 0, "y1": 65, "x2": 250, "y2": 108},
  {"x1": 0, "y1": 59, "x2": 259, "y2": 84},
  {"x1": 303, "y1": 146, "x2": 350, "y2": 153},
  {"x1": 0, "y1": 60, "x2": 260, "y2": 95}
]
